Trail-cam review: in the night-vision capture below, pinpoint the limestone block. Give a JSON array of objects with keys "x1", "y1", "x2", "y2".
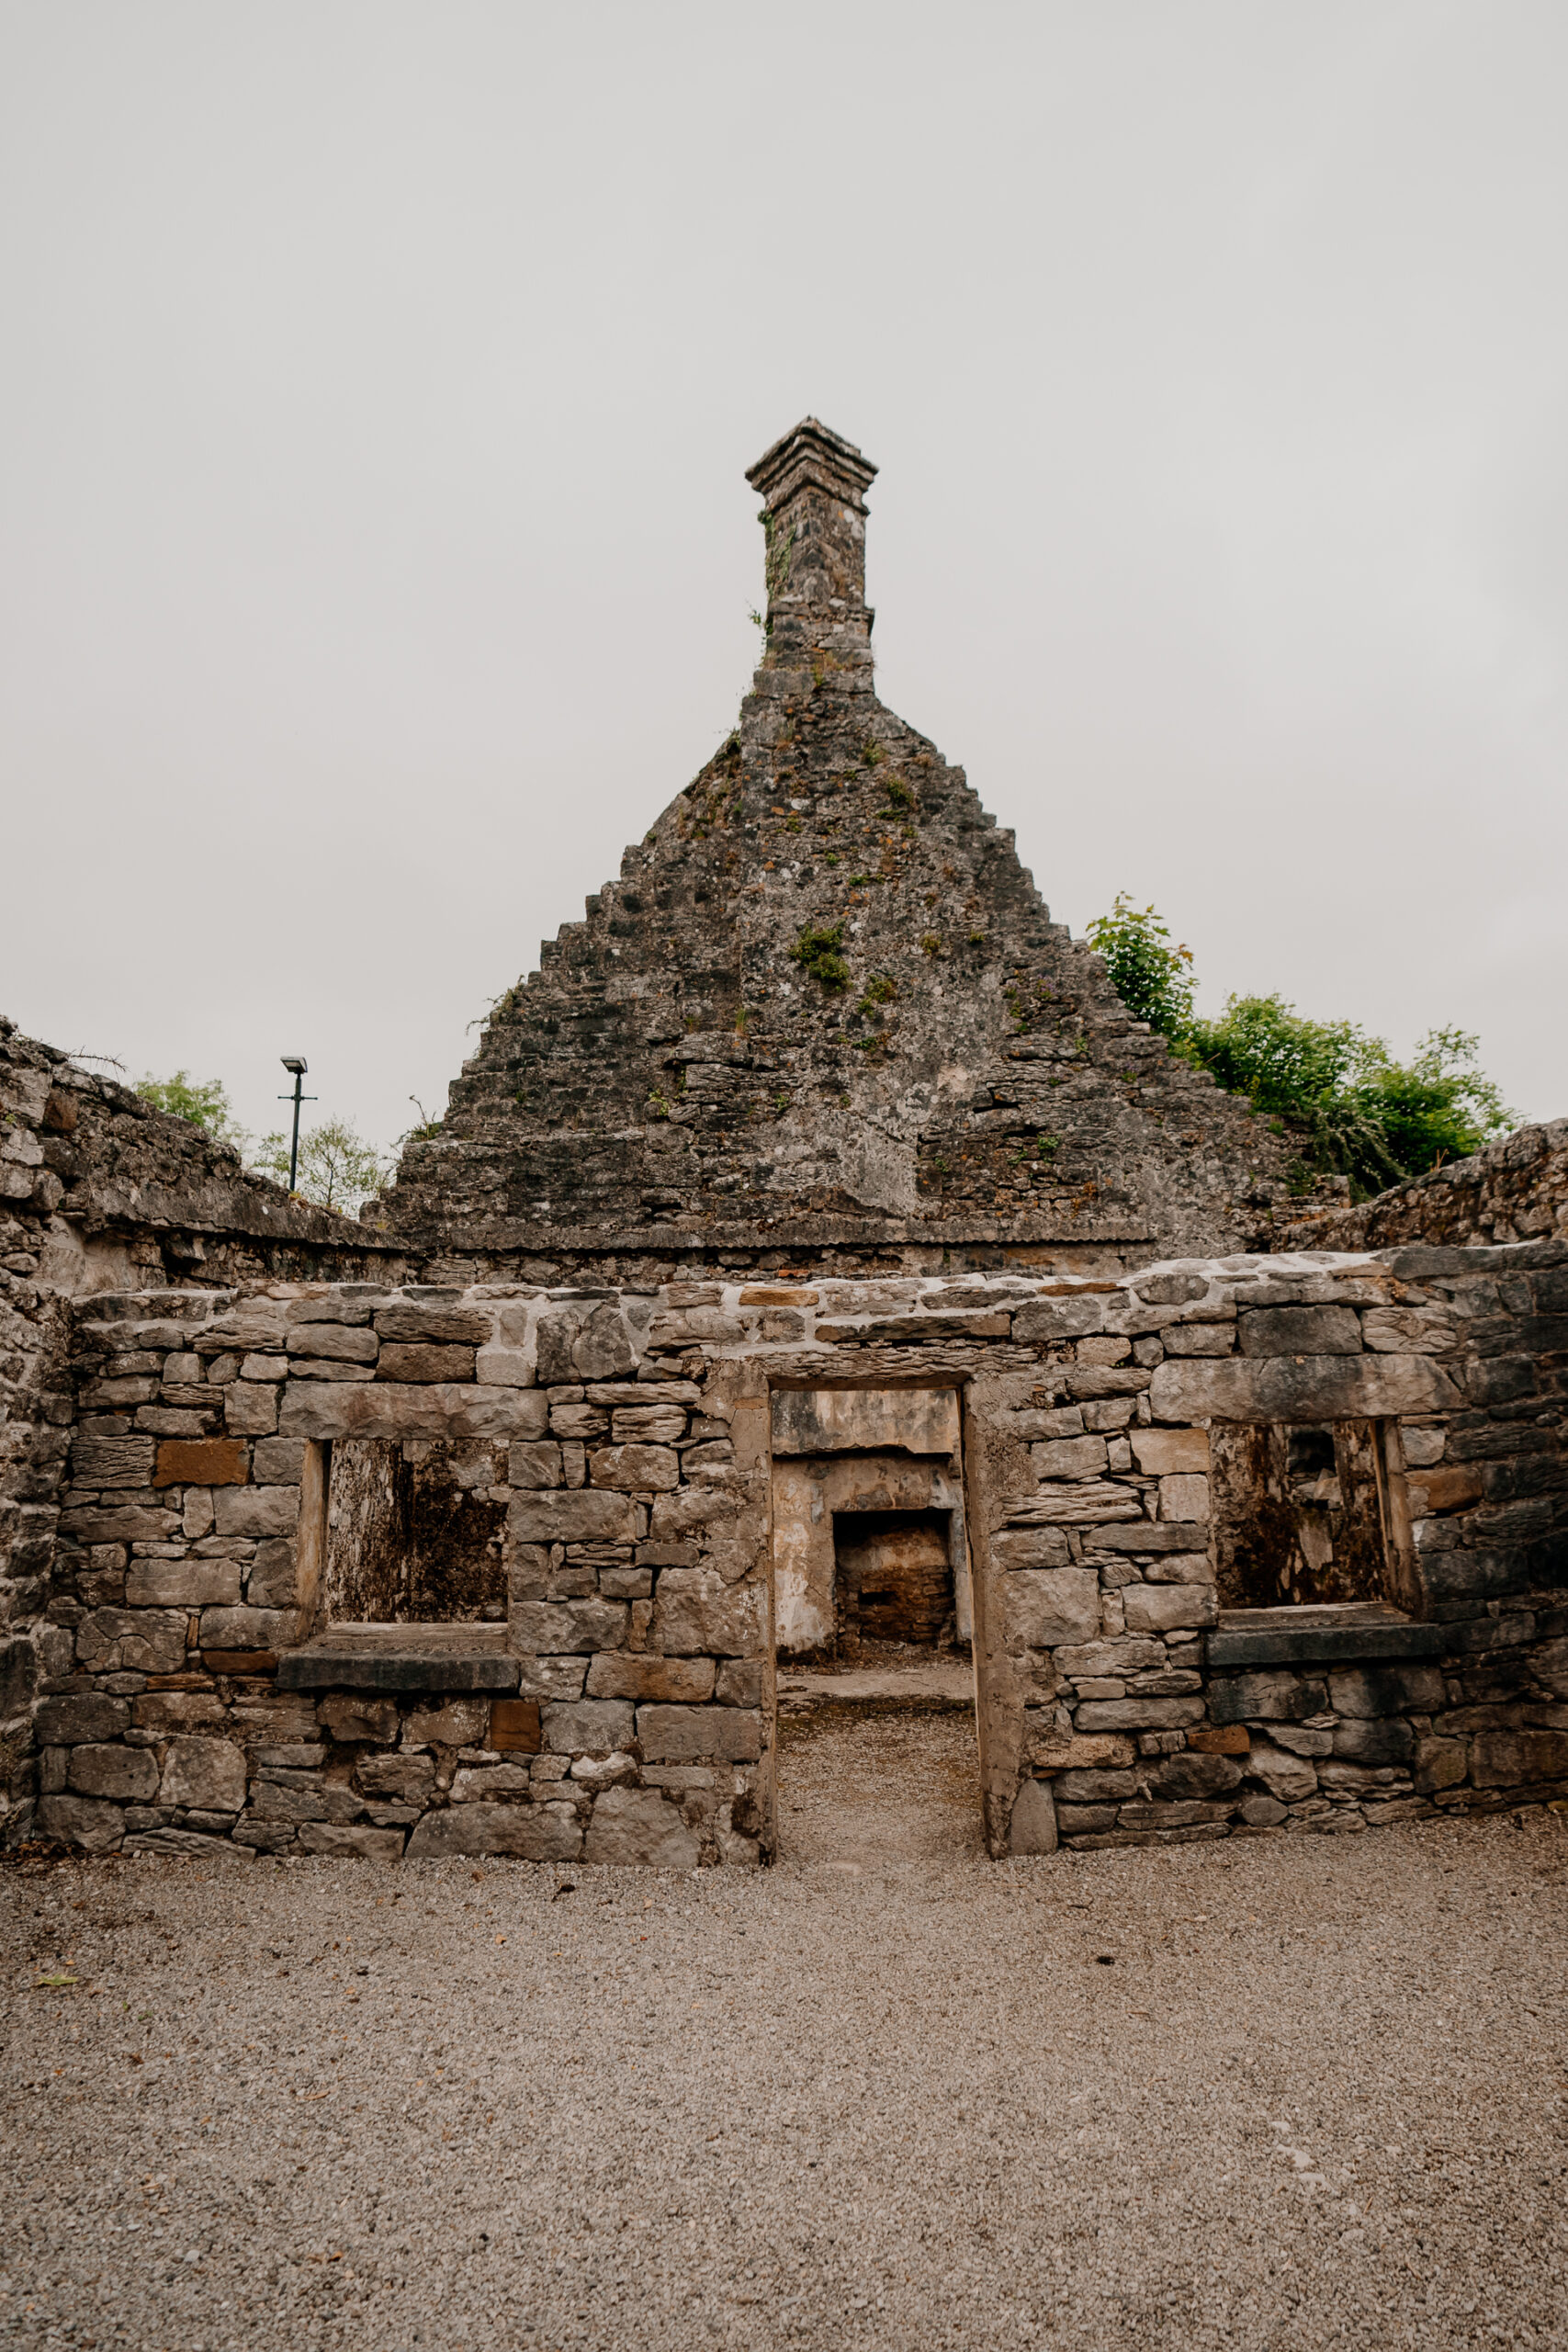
[
  {"x1": 404, "y1": 1803, "x2": 581, "y2": 1860},
  {"x1": 508, "y1": 1441, "x2": 563, "y2": 1489},
  {"x1": 1128, "y1": 1429, "x2": 1211, "y2": 1476},
  {"x1": 1120, "y1": 1584, "x2": 1217, "y2": 1634},
  {"x1": 1158, "y1": 1325, "x2": 1235, "y2": 1357},
  {"x1": 543, "y1": 1699, "x2": 635, "y2": 1755},
  {"x1": 716, "y1": 1659, "x2": 762, "y2": 1706},
  {"x1": 1012, "y1": 1297, "x2": 1107, "y2": 1344},
  {"x1": 1014, "y1": 1482, "x2": 1144, "y2": 1527},
  {"x1": 246, "y1": 1538, "x2": 299, "y2": 1607},
  {"x1": 1142, "y1": 1553, "x2": 1215, "y2": 1585},
  {"x1": 1053, "y1": 1768, "x2": 1138, "y2": 1804},
  {"x1": 1009, "y1": 1777, "x2": 1058, "y2": 1856},
  {"x1": 286, "y1": 1295, "x2": 378, "y2": 1327},
  {"x1": 585, "y1": 1655, "x2": 716, "y2": 1703},
  {"x1": 507, "y1": 1490, "x2": 637, "y2": 1544},
  {"x1": 1362, "y1": 1306, "x2": 1457, "y2": 1355},
  {"x1": 376, "y1": 1343, "x2": 476, "y2": 1384},
  {"x1": 159, "y1": 1736, "x2": 246, "y2": 1812},
  {"x1": 1245, "y1": 1740, "x2": 1320, "y2": 1804},
  {"x1": 1399, "y1": 1424, "x2": 1447, "y2": 1467},
  {"x1": 476, "y1": 1347, "x2": 534, "y2": 1387},
  {"x1": 133, "y1": 1690, "x2": 228, "y2": 1734},
  {"x1": 212, "y1": 1487, "x2": 299, "y2": 1539},
  {"x1": 34, "y1": 1693, "x2": 130, "y2": 1745},
  {"x1": 70, "y1": 1436, "x2": 157, "y2": 1487},
  {"x1": 1149, "y1": 1352, "x2": 1460, "y2": 1427},
  {"x1": 1053, "y1": 1639, "x2": 1165, "y2": 1679},
  {"x1": 404, "y1": 1698, "x2": 491, "y2": 1747},
  {"x1": 1150, "y1": 1750, "x2": 1243, "y2": 1800},
  {"x1": 199, "y1": 1605, "x2": 292, "y2": 1654},
  {"x1": 452, "y1": 1765, "x2": 535, "y2": 1800},
  {"x1": 769, "y1": 1386, "x2": 960, "y2": 1457},
  {"x1": 1332, "y1": 1718, "x2": 1414, "y2": 1766},
  {"x1": 356, "y1": 1752, "x2": 438, "y2": 1803},
  {"x1": 59, "y1": 1505, "x2": 181, "y2": 1544},
  {"x1": 1237, "y1": 1305, "x2": 1362, "y2": 1356},
  {"x1": 1031, "y1": 1435, "x2": 1108, "y2": 1480},
  {"x1": 297, "y1": 1824, "x2": 406, "y2": 1861},
  {"x1": 319, "y1": 1694, "x2": 400, "y2": 1744},
  {"x1": 284, "y1": 1325, "x2": 378, "y2": 1362},
  {"x1": 77, "y1": 1607, "x2": 188, "y2": 1675},
  {"x1": 1074, "y1": 1696, "x2": 1205, "y2": 1730},
  {"x1": 281, "y1": 1383, "x2": 543, "y2": 1442},
  {"x1": 1207, "y1": 1672, "x2": 1330, "y2": 1724},
  {"x1": 1414, "y1": 1736, "x2": 1468, "y2": 1792},
  {"x1": 1158, "y1": 1475, "x2": 1209, "y2": 1522},
  {"x1": 1329, "y1": 1664, "x2": 1446, "y2": 1717},
  {"x1": 1237, "y1": 1792, "x2": 1288, "y2": 1826},
  {"x1": 588, "y1": 1443, "x2": 681, "y2": 1492},
  {"x1": 125, "y1": 1557, "x2": 241, "y2": 1608},
  {"x1": 650, "y1": 1566, "x2": 762, "y2": 1657},
  {"x1": 69, "y1": 1743, "x2": 159, "y2": 1802},
  {"x1": 637, "y1": 1705, "x2": 762, "y2": 1762},
  {"x1": 511, "y1": 1599, "x2": 629, "y2": 1654},
  {"x1": 536, "y1": 1302, "x2": 638, "y2": 1385},
  {"x1": 612, "y1": 1406, "x2": 687, "y2": 1443},
  {"x1": 223, "y1": 1385, "x2": 277, "y2": 1437},
  {"x1": 649, "y1": 1486, "x2": 743, "y2": 1539},
  {"x1": 1003, "y1": 1567, "x2": 1101, "y2": 1650},
  {"x1": 181, "y1": 1487, "x2": 215, "y2": 1538},
  {"x1": 37, "y1": 1794, "x2": 125, "y2": 1853},
  {"x1": 990, "y1": 1530, "x2": 1071, "y2": 1569},
  {"x1": 582, "y1": 1783, "x2": 701, "y2": 1868},
  {"x1": 513, "y1": 1656, "x2": 589, "y2": 1701},
  {"x1": 373, "y1": 1305, "x2": 491, "y2": 1346}
]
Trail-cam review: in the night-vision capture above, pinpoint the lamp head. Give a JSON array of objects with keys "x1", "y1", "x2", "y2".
[{"x1": 280, "y1": 1056, "x2": 308, "y2": 1076}]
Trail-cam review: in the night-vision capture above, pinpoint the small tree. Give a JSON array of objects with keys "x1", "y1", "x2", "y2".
[
  {"x1": 254, "y1": 1116, "x2": 389, "y2": 1216},
  {"x1": 1084, "y1": 897, "x2": 1195, "y2": 1036},
  {"x1": 136, "y1": 1070, "x2": 245, "y2": 1147}
]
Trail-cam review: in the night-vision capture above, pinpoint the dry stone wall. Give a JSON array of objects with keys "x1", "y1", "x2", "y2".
[
  {"x1": 12, "y1": 1242, "x2": 1566, "y2": 1866},
  {"x1": 1283, "y1": 1119, "x2": 1568, "y2": 1255}
]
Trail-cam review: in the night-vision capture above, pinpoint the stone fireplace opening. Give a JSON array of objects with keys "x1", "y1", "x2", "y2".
[
  {"x1": 324, "y1": 1436, "x2": 508, "y2": 1624},
  {"x1": 832, "y1": 1509, "x2": 955, "y2": 1654}
]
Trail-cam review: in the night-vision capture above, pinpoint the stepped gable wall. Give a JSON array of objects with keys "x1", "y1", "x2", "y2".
[
  {"x1": 1281, "y1": 1119, "x2": 1568, "y2": 1256},
  {"x1": 10, "y1": 1243, "x2": 1566, "y2": 1865},
  {"x1": 375, "y1": 420, "x2": 1309, "y2": 1265}
]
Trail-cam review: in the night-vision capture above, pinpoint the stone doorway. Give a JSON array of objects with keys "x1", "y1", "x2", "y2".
[{"x1": 769, "y1": 1384, "x2": 983, "y2": 1866}]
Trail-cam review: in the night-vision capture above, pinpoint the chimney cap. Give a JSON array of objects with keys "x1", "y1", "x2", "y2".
[{"x1": 745, "y1": 417, "x2": 878, "y2": 514}]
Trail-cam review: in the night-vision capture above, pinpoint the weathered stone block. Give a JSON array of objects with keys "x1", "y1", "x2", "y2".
[
  {"x1": 1013, "y1": 1297, "x2": 1107, "y2": 1344},
  {"x1": 1238, "y1": 1305, "x2": 1363, "y2": 1356},
  {"x1": 1150, "y1": 1750, "x2": 1243, "y2": 1800},
  {"x1": 69, "y1": 1743, "x2": 159, "y2": 1801},
  {"x1": 1127, "y1": 1428, "x2": 1211, "y2": 1475},
  {"x1": 405, "y1": 1698, "x2": 491, "y2": 1747},
  {"x1": 650, "y1": 1567, "x2": 761, "y2": 1657},
  {"x1": 1328, "y1": 1664, "x2": 1446, "y2": 1717},
  {"x1": 1014, "y1": 1482, "x2": 1144, "y2": 1527},
  {"x1": 511, "y1": 1598, "x2": 629, "y2": 1654},
  {"x1": 637, "y1": 1704, "x2": 762, "y2": 1761},
  {"x1": 125, "y1": 1557, "x2": 241, "y2": 1608},
  {"x1": 513, "y1": 1656, "x2": 589, "y2": 1701},
  {"x1": 1471, "y1": 1727, "x2": 1568, "y2": 1787},
  {"x1": 716, "y1": 1658, "x2": 761, "y2": 1706},
  {"x1": 1332, "y1": 1718, "x2": 1414, "y2": 1766},
  {"x1": 71, "y1": 1436, "x2": 157, "y2": 1487},
  {"x1": 406, "y1": 1802, "x2": 581, "y2": 1860},
  {"x1": 285, "y1": 1325, "x2": 378, "y2": 1363},
  {"x1": 1208, "y1": 1672, "x2": 1329, "y2": 1724},
  {"x1": 1054, "y1": 1767, "x2": 1138, "y2": 1803},
  {"x1": 507, "y1": 1490, "x2": 637, "y2": 1544},
  {"x1": 211, "y1": 1486, "x2": 298, "y2": 1539},
  {"x1": 297, "y1": 1824, "x2": 406, "y2": 1861},
  {"x1": 1003, "y1": 1566, "x2": 1100, "y2": 1649},
  {"x1": 1149, "y1": 1353, "x2": 1460, "y2": 1426},
  {"x1": 374, "y1": 1304, "x2": 491, "y2": 1345},
  {"x1": 319, "y1": 1694, "x2": 400, "y2": 1744},
  {"x1": 585, "y1": 1655, "x2": 716, "y2": 1703},
  {"x1": 1031, "y1": 1435, "x2": 1108, "y2": 1480},
  {"x1": 1074, "y1": 1696, "x2": 1205, "y2": 1730},
  {"x1": 77, "y1": 1606, "x2": 188, "y2": 1675},
  {"x1": 134, "y1": 1690, "x2": 228, "y2": 1733},
  {"x1": 770, "y1": 1385, "x2": 960, "y2": 1456},
  {"x1": 37, "y1": 1793, "x2": 125, "y2": 1852},
  {"x1": 199, "y1": 1604, "x2": 291, "y2": 1653},
  {"x1": 508, "y1": 1441, "x2": 562, "y2": 1489},
  {"x1": 224, "y1": 1384, "x2": 277, "y2": 1436},
  {"x1": 1121, "y1": 1584, "x2": 1216, "y2": 1634},
  {"x1": 159, "y1": 1736, "x2": 246, "y2": 1811},
  {"x1": 356, "y1": 1752, "x2": 438, "y2": 1802},
  {"x1": 377, "y1": 1343, "x2": 477, "y2": 1384},
  {"x1": 1158, "y1": 1325, "x2": 1235, "y2": 1357},
  {"x1": 544, "y1": 1699, "x2": 636, "y2": 1755},
  {"x1": 588, "y1": 1443, "x2": 681, "y2": 1492},
  {"x1": 1009, "y1": 1777, "x2": 1058, "y2": 1855},
  {"x1": 990, "y1": 1530, "x2": 1071, "y2": 1570},
  {"x1": 1244, "y1": 1739, "x2": 1319, "y2": 1803},
  {"x1": 1414, "y1": 1736, "x2": 1468, "y2": 1792},
  {"x1": 537, "y1": 1302, "x2": 638, "y2": 1384},
  {"x1": 582, "y1": 1783, "x2": 701, "y2": 1867},
  {"x1": 34, "y1": 1692, "x2": 130, "y2": 1745},
  {"x1": 1158, "y1": 1475, "x2": 1209, "y2": 1522}
]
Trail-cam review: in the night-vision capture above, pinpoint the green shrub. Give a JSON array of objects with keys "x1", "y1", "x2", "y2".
[{"x1": 789, "y1": 923, "x2": 852, "y2": 990}]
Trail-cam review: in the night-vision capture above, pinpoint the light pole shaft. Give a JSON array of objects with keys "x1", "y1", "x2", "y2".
[{"x1": 288, "y1": 1071, "x2": 304, "y2": 1193}]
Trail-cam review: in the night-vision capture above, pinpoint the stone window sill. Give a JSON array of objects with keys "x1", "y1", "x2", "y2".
[
  {"x1": 277, "y1": 1623, "x2": 521, "y2": 1693},
  {"x1": 1207, "y1": 1601, "x2": 1446, "y2": 1668}
]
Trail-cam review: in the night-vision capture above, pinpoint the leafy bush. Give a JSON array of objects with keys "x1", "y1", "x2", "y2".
[
  {"x1": 1083, "y1": 898, "x2": 1194, "y2": 1036},
  {"x1": 136, "y1": 1070, "x2": 244, "y2": 1145},
  {"x1": 1088, "y1": 900, "x2": 1513, "y2": 1196},
  {"x1": 789, "y1": 923, "x2": 851, "y2": 990},
  {"x1": 254, "y1": 1116, "x2": 389, "y2": 1216}
]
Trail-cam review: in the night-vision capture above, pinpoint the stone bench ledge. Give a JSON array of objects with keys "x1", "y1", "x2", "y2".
[
  {"x1": 1207, "y1": 1605, "x2": 1450, "y2": 1668},
  {"x1": 277, "y1": 1625, "x2": 521, "y2": 1693}
]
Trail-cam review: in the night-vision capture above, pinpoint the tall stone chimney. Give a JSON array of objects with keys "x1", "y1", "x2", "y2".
[{"x1": 745, "y1": 418, "x2": 878, "y2": 687}]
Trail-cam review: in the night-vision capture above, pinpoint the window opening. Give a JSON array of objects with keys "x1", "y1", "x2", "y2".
[
  {"x1": 1210, "y1": 1418, "x2": 1392, "y2": 1609},
  {"x1": 324, "y1": 1436, "x2": 508, "y2": 1623}
]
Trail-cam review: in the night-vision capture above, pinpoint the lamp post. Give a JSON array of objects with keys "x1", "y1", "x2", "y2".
[{"x1": 278, "y1": 1057, "x2": 315, "y2": 1194}]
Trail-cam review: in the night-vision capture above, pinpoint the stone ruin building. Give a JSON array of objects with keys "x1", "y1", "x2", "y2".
[{"x1": 3, "y1": 418, "x2": 1566, "y2": 1870}]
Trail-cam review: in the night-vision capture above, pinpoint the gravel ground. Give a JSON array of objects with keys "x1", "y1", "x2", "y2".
[{"x1": 3, "y1": 1709, "x2": 1566, "y2": 2352}]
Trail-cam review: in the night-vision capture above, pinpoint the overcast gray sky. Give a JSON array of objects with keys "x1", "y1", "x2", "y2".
[{"x1": 3, "y1": 1, "x2": 1563, "y2": 1164}]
